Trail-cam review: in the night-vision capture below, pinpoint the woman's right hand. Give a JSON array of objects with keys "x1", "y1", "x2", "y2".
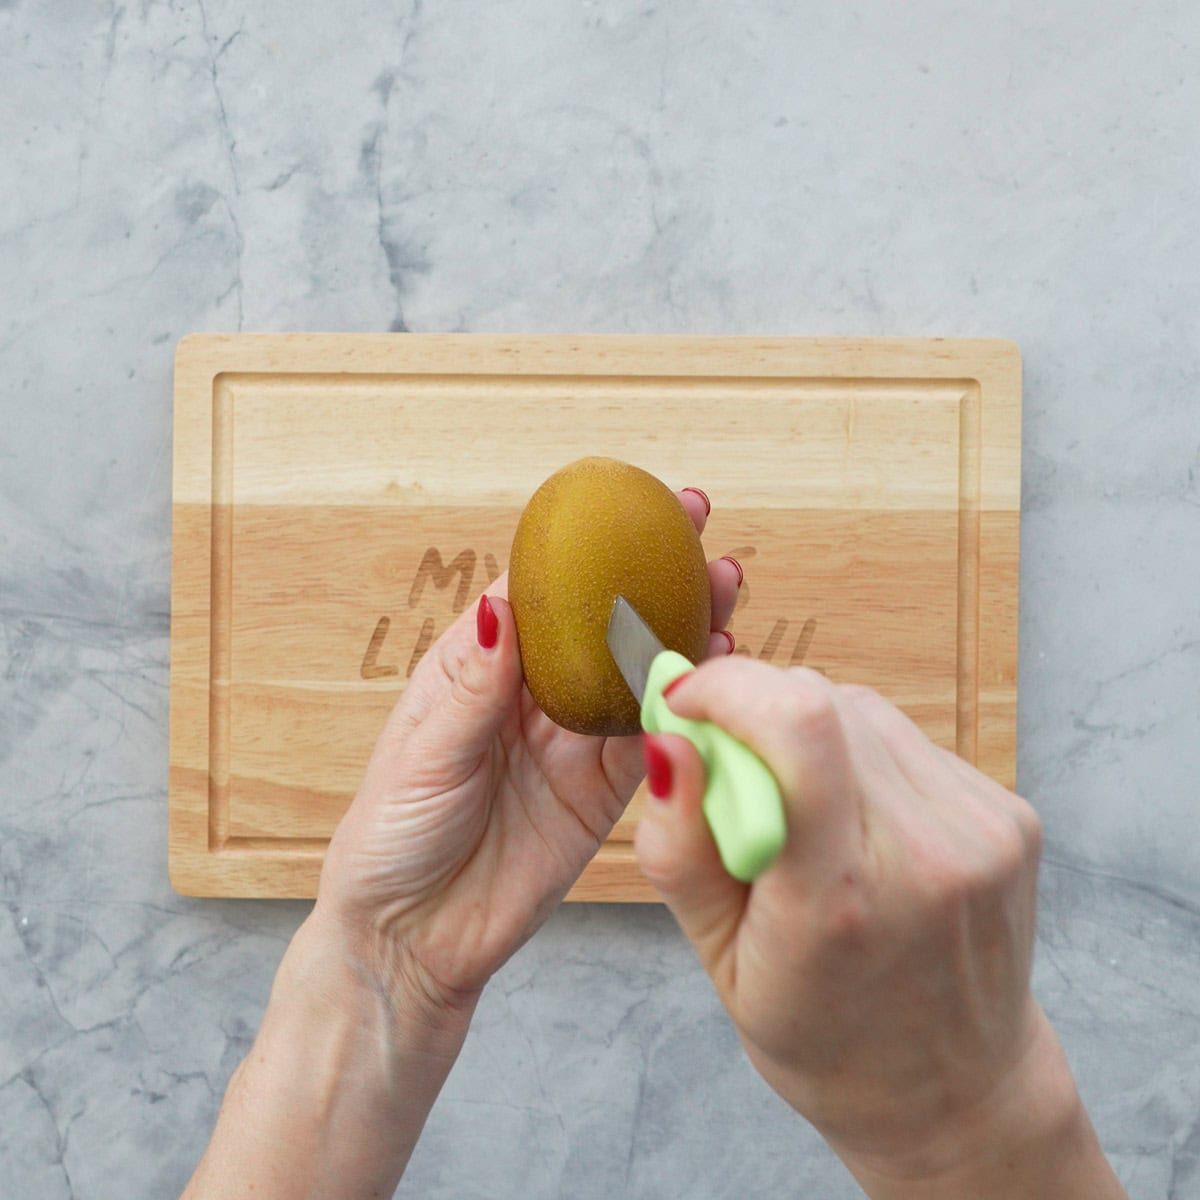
[{"x1": 635, "y1": 659, "x2": 1127, "y2": 1199}]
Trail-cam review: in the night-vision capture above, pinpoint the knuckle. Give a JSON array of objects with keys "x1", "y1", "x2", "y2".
[
  {"x1": 821, "y1": 875, "x2": 872, "y2": 948},
  {"x1": 843, "y1": 685, "x2": 920, "y2": 751},
  {"x1": 1013, "y1": 797, "x2": 1044, "y2": 857},
  {"x1": 437, "y1": 641, "x2": 489, "y2": 710},
  {"x1": 789, "y1": 665, "x2": 832, "y2": 692},
  {"x1": 839, "y1": 682, "x2": 884, "y2": 709},
  {"x1": 970, "y1": 799, "x2": 1037, "y2": 886},
  {"x1": 778, "y1": 677, "x2": 840, "y2": 743},
  {"x1": 988, "y1": 817, "x2": 1030, "y2": 885},
  {"x1": 451, "y1": 661, "x2": 488, "y2": 708},
  {"x1": 635, "y1": 843, "x2": 684, "y2": 897},
  {"x1": 921, "y1": 817, "x2": 1030, "y2": 914}
]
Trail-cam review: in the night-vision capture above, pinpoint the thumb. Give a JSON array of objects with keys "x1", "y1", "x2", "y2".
[
  {"x1": 392, "y1": 593, "x2": 524, "y2": 779},
  {"x1": 635, "y1": 733, "x2": 747, "y2": 976}
]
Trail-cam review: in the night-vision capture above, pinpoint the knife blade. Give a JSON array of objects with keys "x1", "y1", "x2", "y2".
[
  {"x1": 606, "y1": 595, "x2": 787, "y2": 882},
  {"x1": 607, "y1": 595, "x2": 668, "y2": 705}
]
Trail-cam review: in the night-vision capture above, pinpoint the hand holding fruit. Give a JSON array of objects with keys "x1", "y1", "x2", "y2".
[{"x1": 315, "y1": 469, "x2": 740, "y2": 1024}]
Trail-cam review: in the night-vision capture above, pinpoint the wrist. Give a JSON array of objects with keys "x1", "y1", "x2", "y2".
[
  {"x1": 184, "y1": 909, "x2": 477, "y2": 1199},
  {"x1": 836, "y1": 1006, "x2": 1125, "y2": 1199},
  {"x1": 284, "y1": 904, "x2": 478, "y2": 1063}
]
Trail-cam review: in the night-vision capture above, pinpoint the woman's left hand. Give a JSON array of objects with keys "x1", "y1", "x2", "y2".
[{"x1": 316, "y1": 487, "x2": 740, "y2": 1024}]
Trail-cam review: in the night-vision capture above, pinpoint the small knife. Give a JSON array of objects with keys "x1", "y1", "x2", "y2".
[{"x1": 606, "y1": 595, "x2": 787, "y2": 882}]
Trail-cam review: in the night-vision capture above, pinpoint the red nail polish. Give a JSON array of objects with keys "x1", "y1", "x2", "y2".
[
  {"x1": 682, "y1": 487, "x2": 711, "y2": 517},
  {"x1": 643, "y1": 735, "x2": 673, "y2": 800},
  {"x1": 476, "y1": 595, "x2": 498, "y2": 649},
  {"x1": 663, "y1": 671, "x2": 693, "y2": 701},
  {"x1": 720, "y1": 630, "x2": 736, "y2": 655},
  {"x1": 721, "y1": 556, "x2": 743, "y2": 588}
]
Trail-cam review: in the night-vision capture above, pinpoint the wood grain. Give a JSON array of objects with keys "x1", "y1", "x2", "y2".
[{"x1": 169, "y1": 335, "x2": 1021, "y2": 900}]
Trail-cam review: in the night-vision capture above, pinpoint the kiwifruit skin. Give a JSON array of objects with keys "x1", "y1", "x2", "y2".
[{"x1": 509, "y1": 457, "x2": 711, "y2": 736}]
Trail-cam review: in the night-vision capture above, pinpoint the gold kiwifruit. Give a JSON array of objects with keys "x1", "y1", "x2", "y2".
[{"x1": 508, "y1": 457, "x2": 710, "y2": 736}]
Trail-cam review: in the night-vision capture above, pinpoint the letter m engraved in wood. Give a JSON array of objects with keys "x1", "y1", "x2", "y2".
[
  {"x1": 402, "y1": 548, "x2": 477, "y2": 677},
  {"x1": 408, "y1": 548, "x2": 477, "y2": 613}
]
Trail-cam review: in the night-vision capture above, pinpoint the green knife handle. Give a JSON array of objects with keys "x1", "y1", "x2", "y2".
[{"x1": 641, "y1": 650, "x2": 787, "y2": 883}]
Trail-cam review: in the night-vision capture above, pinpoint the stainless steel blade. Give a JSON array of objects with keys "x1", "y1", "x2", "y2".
[{"x1": 606, "y1": 595, "x2": 667, "y2": 705}]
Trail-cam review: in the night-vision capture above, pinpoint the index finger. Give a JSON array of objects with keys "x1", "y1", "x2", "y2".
[{"x1": 662, "y1": 658, "x2": 866, "y2": 882}]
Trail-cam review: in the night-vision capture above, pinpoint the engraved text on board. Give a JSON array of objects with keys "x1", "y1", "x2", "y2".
[{"x1": 360, "y1": 546, "x2": 818, "y2": 679}]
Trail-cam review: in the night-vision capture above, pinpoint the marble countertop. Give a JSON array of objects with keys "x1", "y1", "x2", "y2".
[{"x1": 3, "y1": 1, "x2": 1198, "y2": 1196}]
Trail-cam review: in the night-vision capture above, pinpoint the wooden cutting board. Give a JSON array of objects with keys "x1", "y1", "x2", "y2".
[{"x1": 169, "y1": 334, "x2": 1021, "y2": 901}]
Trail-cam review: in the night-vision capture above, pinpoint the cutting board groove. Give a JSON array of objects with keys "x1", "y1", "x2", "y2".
[
  {"x1": 169, "y1": 335, "x2": 1021, "y2": 900},
  {"x1": 956, "y1": 382, "x2": 981, "y2": 765}
]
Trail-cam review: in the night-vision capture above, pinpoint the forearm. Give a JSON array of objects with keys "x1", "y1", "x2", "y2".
[
  {"x1": 835, "y1": 1009, "x2": 1128, "y2": 1200},
  {"x1": 182, "y1": 911, "x2": 474, "y2": 1200}
]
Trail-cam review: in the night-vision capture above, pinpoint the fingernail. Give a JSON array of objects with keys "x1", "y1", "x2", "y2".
[
  {"x1": 643, "y1": 735, "x2": 673, "y2": 800},
  {"x1": 719, "y1": 630, "x2": 736, "y2": 655},
  {"x1": 662, "y1": 670, "x2": 694, "y2": 701},
  {"x1": 682, "y1": 486, "x2": 711, "y2": 517},
  {"x1": 721, "y1": 555, "x2": 743, "y2": 588},
  {"x1": 476, "y1": 595, "x2": 498, "y2": 649}
]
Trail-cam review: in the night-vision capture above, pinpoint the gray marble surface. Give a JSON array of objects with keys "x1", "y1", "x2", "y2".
[{"x1": 2, "y1": 0, "x2": 1198, "y2": 1196}]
